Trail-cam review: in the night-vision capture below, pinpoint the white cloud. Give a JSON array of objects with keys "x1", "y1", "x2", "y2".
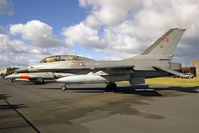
[
  {"x1": 1, "y1": 0, "x2": 199, "y2": 67},
  {"x1": 0, "y1": 0, "x2": 13, "y2": 15},
  {"x1": 69, "y1": 0, "x2": 199, "y2": 66},
  {"x1": 10, "y1": 20, "x2": 66, "y2": 48},
  {"x1": 0, "y1": 20, "x2": 75, "y2": 67},
  {"x1": 0, "y1": 34, "x2": 28, "y2": 54},
  {"x1": 0, "y1": 34, "x2": 49, "y2": 55},
  {"x1": 62, "y1": 22, "x2": 105, "y2": 50},
  {"x1": 0, "y1": 55, "x2": 29, "y2": 67},
  {"x1": 0, "y1": 27, "x2": 50, "y2": 67},
  {"x1": 79, "y1": 0, "x2": 141, "y2": 26}
]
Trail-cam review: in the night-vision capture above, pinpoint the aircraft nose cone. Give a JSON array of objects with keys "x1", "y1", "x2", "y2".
[
  {"x1": 15, "y1": 67, "x2": 28, "y2": 73},
  {"x1": 5, "y1": 73, "x2": 16, "y2": 79},
  {"x1": 5, "y1": 75, "x2": 12, "y2": 79}
]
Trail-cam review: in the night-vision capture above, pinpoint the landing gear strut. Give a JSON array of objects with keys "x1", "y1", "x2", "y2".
[
  {"x1": 105, "y1": 82, "x2": 117, "y2": 92},
  {"x1": 10, "y1": 79, "x2": 15, "y2": 83}
]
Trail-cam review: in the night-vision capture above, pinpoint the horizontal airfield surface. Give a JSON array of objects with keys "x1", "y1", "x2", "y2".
[{"x1": 0, "y1": 78, "x2": 199, "y2": 133}]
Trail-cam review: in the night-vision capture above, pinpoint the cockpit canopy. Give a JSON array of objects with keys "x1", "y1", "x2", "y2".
[{"x1": 39, "y1": 55, "x2": 93, "y2": 63}]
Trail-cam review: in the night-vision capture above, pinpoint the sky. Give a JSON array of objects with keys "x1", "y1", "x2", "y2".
[{"x1": 0, "y1": 0, "x2": 199, "y2": 67}]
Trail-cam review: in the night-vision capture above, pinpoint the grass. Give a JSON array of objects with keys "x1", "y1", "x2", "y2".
[
  {"x1": 145, "y1": 77, "x2": 199, "y2": 87},
  {"x1": 120, "y1": 77, "x2": 199, "y2": 87}
]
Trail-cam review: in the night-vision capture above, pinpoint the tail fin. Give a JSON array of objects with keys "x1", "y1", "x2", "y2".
[{"x1": 142, "y1": 28, "x2": 185, "y2": 59}]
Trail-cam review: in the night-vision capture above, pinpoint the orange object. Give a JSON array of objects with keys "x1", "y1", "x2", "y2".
[{"x1": 20, "y1": 75, "x2": 30, "y2": 79}]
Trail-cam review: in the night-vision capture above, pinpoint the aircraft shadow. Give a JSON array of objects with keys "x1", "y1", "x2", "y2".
[
  {"x1": 38, "y1": 85, "x2": 199, "y2": 96},
  {"x1": 115, "y1": 86, "x2": 163, "y2": 96},
  {"x1": 0, "y1": 94, "x2": 27, "y2": 110},
  {"x1": 116, "y1": 85, "x2": 199, "y2": 96},
  {"x1": 38, "y1": 85, "x2": 162, "y2": 96},
  {"x1": 151, "y1": 85, "x2": 199, "y2": 93},
  {"x1": 0, "y1": 93, "x2": 10, "y2": 100},
  {"x1": 0, "y1": 104, "x2": 27, "y2": 110},
  {"x1": 39, "y1": 87, "x2": 105, "y2": 93}
]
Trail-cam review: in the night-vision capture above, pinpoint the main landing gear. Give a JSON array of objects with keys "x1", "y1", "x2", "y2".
[
  {"x1": 105, "y1": 82, "x2": 117, "y2": 93},
  {"x1": 10, "y1": 79, "x2": 15, "y2": 83}
]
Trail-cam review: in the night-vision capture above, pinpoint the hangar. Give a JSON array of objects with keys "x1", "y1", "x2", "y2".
[{"x1": 192, "y1": 60, "x2": 199, "y2": 77}]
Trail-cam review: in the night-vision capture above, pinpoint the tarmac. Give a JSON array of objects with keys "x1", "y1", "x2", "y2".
[{"x1": 0, "y1": 79, "x2": 199, "y2": 133}]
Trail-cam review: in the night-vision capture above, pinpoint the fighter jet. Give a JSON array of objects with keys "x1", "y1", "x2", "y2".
[{"x1": 6, "y1": 28, "x2": 187, "y2": 91}]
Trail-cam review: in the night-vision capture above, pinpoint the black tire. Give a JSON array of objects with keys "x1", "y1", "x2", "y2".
[
  {"x1": 36, "y1": 78, "x2": 45, "y2": 84},
  {"x1": 105, "y1": 84, "x2": 111, "y2": 92},
  {"x1": 11, "y1": 79, "x2": 15, "y2": 83},
  {"x1": 111, "y1": 83, "x2": 117, "y2": 93},
  {"x1": 105, "y1": 83, "x2": 117, "y2": 92}
]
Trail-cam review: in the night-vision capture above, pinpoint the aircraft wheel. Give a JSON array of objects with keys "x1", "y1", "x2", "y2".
[
  {"x1": 111, "y1": 83, "x2": 117, "y2": 93},
  {"x1": 61, "y1": 85, "x2": 67, "y2": 91},
  {"x1": 105, "y1": 83, "x2": 117, "y2": 92},
  {"x1": 105, "y1": 84, "x2": 111, "y2": 92},
  {"x1": 36, "y1": 78, "x2": 45, "y2": 84},
  {"x1": 105, "y1": 86, "x2": 111, "y2": 92},
  {"x1": 10, "y1": 79, "x2": 15, "y2": 83}
]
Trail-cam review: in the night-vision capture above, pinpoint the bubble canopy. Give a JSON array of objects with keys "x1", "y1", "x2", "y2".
[{"x1": 39, "y1": 55, "x2": 93, "y2": 63}]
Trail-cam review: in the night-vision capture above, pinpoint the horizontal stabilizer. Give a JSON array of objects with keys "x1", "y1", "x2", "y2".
[{"x1": 153, "y1": 66, "x2": 188, "y2": 78}]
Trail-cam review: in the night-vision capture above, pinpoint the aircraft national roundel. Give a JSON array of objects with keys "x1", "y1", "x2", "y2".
[
  {"x1": 164, "y1": 38, "x2": 169, "y2": 42},
  {"x1": 78, "y1": 62, "x2": 84, "y2": 66}
]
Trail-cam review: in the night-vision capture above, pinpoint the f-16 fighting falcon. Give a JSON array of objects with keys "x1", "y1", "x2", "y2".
[{"x1": 6, "y1": 28, "x2": 187, "y2": 92}]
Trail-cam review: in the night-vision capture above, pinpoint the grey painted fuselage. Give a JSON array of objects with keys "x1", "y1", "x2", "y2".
[{"x1": 6, "y1": 28, "x2": 186, "y2": 87}]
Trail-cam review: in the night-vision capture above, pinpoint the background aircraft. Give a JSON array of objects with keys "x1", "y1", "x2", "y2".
[
  {"x1": 0, "y1": 68, "x2": 7, "y2": 75},
  {"x1": 6, "y1": 28, "x2": 187, "y2": 91},
  {"x1": 0, "y1": 68, "x2": 7, "y2": 79}
]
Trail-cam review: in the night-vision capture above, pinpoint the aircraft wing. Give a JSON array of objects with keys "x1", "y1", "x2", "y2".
[
  {"x1": 40, "y1": 65, "x2": 134, "y2": 71},
  {"x1": 153, "y1": 66, "x2": 188, "y2": 78},
  {"x1": 88, "y1": 65, "x2": 134, "y2": 76},
  {"x1": 89, "y1": 65, "x2": 134, "y2": 70}
]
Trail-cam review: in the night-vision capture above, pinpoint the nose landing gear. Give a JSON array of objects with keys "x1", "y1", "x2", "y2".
[{"x1": 61, "y1": 84, "x2": 70, "y2": 91}]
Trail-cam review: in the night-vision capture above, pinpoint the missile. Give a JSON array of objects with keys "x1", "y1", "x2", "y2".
[
  {"x1": 5, "y1": 73, "x2": 38, "y2": 79},
  {"x1": 5, "y1": 72, "x2": 74, "y2": 80}
]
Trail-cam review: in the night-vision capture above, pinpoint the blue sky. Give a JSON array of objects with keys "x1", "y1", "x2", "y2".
[
  {"x1": 1, "y1": 0, "x2": 87, "y2": 43},
  {"x1": 1, "y1": 0, "x2": 86, "y2": 28},
  {"x1": 0, "y1": 0, "x2": 199, "y2": 67},
  {"x1": 0, "y1": 0, "x2": 109, "y2": 64}
]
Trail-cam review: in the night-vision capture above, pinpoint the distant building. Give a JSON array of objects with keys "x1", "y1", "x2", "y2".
[
  {"x1": 192, "y1": 60, "x2": 199, "y2": 77},
  {"x1": 181, "y1": 67, "x2": 196, "y2": 76}
]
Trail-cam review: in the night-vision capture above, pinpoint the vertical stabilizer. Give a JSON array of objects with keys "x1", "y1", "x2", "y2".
[{"x1": 142, "y1": 28, "x2": 185, "y2": 59}]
